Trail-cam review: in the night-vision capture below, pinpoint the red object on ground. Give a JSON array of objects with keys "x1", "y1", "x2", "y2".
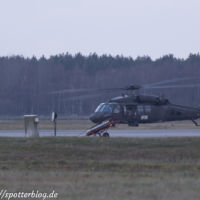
[{"x1": 86, "y1": 120, "x2": 119, "y2": 136}]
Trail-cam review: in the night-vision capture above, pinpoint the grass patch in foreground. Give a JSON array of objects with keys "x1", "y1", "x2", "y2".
[
  {"x1": 1, "y1": 170, "x2": 200, "y2": 200},
  {"x1": 0, "y1": 137, "x2": 200, "y2": 199}
]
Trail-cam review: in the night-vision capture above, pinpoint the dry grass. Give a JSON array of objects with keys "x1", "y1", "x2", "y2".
[
  {"x1": 1, "y1": 170, "x2": 200, "y2": 200},
  {"x1": 0, "y1": 137, "x2": 200, "y2": 199},
  {"x1": 0, "y1": 120, "x2": 93, "y2": 130}
]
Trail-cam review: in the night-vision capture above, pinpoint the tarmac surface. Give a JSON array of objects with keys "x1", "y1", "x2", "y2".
[{"x1": 0, "y1": 129, "x2": 200, "y2": 137}]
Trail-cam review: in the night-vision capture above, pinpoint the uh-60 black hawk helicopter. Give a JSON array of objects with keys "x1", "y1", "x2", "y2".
[{"x1": 53, "y1": 77, "x2": 200, "y2": 137}]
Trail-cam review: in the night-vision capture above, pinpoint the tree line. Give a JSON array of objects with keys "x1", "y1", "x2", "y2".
[{"x1": 0, "y1": 53, "x2": 200, "y2": 118}]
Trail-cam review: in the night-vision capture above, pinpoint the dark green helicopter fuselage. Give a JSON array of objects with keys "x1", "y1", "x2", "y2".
[{"x1": 90, "y1": 95, "x2": 200, "y2": 126}]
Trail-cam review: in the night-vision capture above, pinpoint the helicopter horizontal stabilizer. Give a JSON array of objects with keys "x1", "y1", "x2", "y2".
[{"x1": 86, "y1": 120, "x2": 119, "y2": 136}]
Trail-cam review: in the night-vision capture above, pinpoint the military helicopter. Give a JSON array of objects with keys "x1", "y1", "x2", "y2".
[{"x1": 52, "y1": 77, "x2": 200, "y2": 137}]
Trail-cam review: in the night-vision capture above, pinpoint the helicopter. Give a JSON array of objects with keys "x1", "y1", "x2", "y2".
[{"x1": 51, "y1": 77, "x2": 200, "y2": 137}]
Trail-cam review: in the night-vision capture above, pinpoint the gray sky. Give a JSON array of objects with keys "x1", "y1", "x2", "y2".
[{"x1": 0, "y1": 0, "x2": 199, "y2": 59}]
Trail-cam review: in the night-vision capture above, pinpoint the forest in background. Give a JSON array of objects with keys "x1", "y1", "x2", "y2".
[{"x1": 0, "y1": 53, "x2": 200, "y2": 118}]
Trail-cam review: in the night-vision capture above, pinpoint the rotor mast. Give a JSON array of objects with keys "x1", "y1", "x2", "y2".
[{"x1": 123, "y1": 85, "x2": 141, "y2": 95}]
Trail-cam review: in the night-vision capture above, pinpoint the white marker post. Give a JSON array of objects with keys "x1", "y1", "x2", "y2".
[{"x1": 51, "y1": 112, "x2": 57, "y2": 136}]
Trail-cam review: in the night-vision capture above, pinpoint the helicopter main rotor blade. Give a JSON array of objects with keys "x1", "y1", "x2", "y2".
[
  {"x1": 143, "y1": 77, "x2": 200, "y2": 88},
  {"x1": 50, "y1": 87, "x2": 123, "y2": 95},
  {"x1": 49, "y1": 76, "x2": 200, "y2": 95},
  {"x1": 50, "y1": 88, "x2": 98, "y2": 94},
  {"x1": 145, "y1": 84, "x2": 200, "y2": 89},
  {"x1": 61, "y1": 93, "x2": 104, "y2": 101},
  {"x1": 60, "y1": 90, "x2": 119, "y2": 101}
]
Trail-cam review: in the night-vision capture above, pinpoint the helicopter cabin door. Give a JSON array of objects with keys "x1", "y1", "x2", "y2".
[
  {"x1": 137, "y1": 105, "x2": 151, "y2": 123},
  {"x1": 125, "y1": 104, "x2": 138, "y2": 126}
]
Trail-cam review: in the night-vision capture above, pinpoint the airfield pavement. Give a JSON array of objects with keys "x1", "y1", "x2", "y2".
[
  {"x1": 1, "y1": 129, "x2": 200, "y2": 138},
  {"x1": 0, "y1": 119, "x2": 200, "y2": 138}
]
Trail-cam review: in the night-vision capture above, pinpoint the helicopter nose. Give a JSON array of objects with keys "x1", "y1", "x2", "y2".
[
  {"x1": 89, "y1": 112, "x2": 111, "y2": 123},
  {"x1": 89, "y1": 113, "x2": 100, "y2": 123}
]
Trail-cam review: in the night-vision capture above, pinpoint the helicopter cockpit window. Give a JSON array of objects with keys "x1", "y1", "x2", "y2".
[
  {"x1": 95, "y1": 103, "x2": 120, "y2": 113},
  {"x1": 137, "y1": 105, "x2": 144, "y2": 113},
  {"x1": 102, "y1": 104, "x2": 113, "y2": 112},
  {"x1": 113, "y1": 104, "x2": 121, "y2": 114},
  {"x1": 144, "y1": 105, "x2": 151, "y2": 113},
  {"x1": 95, "y1": 103, "x2": 105, "y2": 112}
]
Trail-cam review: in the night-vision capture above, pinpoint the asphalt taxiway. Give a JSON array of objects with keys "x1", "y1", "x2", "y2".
[{"x1": 0, "y1": 129, "x2": 200, "y2": 137}]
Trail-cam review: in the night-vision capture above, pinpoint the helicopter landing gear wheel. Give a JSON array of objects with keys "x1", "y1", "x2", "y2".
[{"x1": 102, "y1": 132, "x2": 110, "y2": 138}]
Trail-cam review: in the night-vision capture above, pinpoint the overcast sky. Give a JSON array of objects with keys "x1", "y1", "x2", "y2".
[{"x1": 0, "y1": 0, "x2": 199, "y2": 59}]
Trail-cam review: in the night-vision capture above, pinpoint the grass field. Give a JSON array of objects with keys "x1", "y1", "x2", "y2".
[{"x1": 0, "y1": 137, "x2": 200, "y2": 200}]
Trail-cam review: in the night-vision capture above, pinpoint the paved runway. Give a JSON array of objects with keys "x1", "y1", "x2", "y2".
[{"x1": 0, "y1": 129, "x2": 200, "y2": 137}]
